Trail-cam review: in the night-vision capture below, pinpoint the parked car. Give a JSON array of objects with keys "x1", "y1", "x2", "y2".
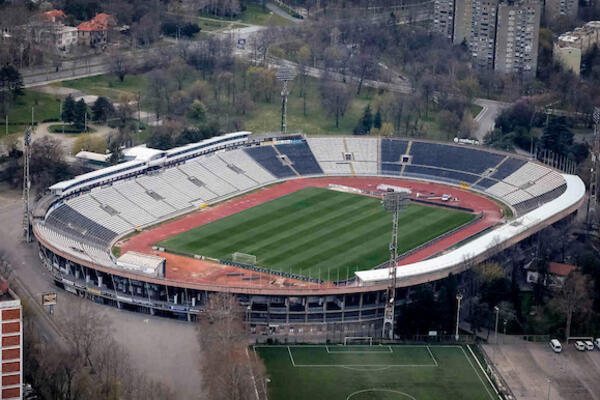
[
  {"x1": 574, "y1": 341, "x2": 586, "y2": 351},
  {"x1": 549, "y1": 339, "x2": 562, "y2": 353},
  {"x1": 594, "y1": 338, "x2": 600, "y2": 350},
  {"x1": 585, "y1": 340, "x2": 595, "y2": 351}
]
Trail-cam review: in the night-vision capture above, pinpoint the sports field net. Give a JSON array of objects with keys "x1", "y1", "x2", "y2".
[
  {"x1": 232, "y1": 252, "x2": 257, "y2": 265},
  {"x1": 344, "y1": 337, "x2": 373, "y2": 346}
]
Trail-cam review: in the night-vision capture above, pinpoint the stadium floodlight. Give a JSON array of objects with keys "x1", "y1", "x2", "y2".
[
  {"x1": 276, "y1": 66, "x2": 297, "y2": 134},
  {"x1": 381, "y1": 192, "x2": 410, "y2": 340}
]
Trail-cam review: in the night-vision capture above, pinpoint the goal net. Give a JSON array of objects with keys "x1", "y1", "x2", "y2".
[
  {"x1": 232, "y1": 252, "x2": 257, "y2": 265},
  {"x1": 344, "y1": 337, "x2": 373, "y2": 346}
]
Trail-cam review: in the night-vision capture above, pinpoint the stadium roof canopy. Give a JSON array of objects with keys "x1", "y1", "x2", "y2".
[{"x1": 355, "y1": 174, "x2": 585, "y2": 284}]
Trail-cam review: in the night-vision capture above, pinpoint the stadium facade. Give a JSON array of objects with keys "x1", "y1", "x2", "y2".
[{"x1": 32, "y1": 133, "x2": 585, "y2": 331}]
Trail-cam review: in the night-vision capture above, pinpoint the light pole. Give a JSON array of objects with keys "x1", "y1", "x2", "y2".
[
  {"x1": 455, "y1": 293, "x2": 463, "y2": 341},
  {"x1": 494, "y1": 305, "x2": 500, "y2": 344}
]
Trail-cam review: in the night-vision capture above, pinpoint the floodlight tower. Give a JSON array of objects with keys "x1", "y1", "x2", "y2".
[
  {"x1": 587, "y1": 106, "x2": 600, "y2": 229},
  {"x1": 276, "y1": 66, "x2": 296, "y2": 134},
  {"x1": 23, "y1": 128, "x2": 32, "y2": 243},
  {"x1": 382, "y1": 192, "x2": 410, "y2": 339}
]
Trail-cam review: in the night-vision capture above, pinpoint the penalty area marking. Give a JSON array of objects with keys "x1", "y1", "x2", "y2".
[
  {"x1": 284, "y1": 345, "x2": 438, "y2": 368},
  {"x1": 326, "y1": 345, "x2": 393, "y2": 353},
  {"x1": 346, "y1": 388, "x2": 418, "y2": 400}
]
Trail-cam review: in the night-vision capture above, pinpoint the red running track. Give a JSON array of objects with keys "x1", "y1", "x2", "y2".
[{"x1": 117, "y1": 176, "x2": 502, "y2": 287}]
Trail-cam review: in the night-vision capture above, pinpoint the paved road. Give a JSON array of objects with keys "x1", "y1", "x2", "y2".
[
  {"x1": 0, "y1": 193, "x2": 202, "y2": 399},
  {"x1": 485, "y1": 342, "x2": 600, "y2": 400},
  {"x1": 473, "y1": 98, "x2": 510, "y2": 141},
  {"x1": 266, "y1": 2, "x2": 303, "y2": 23}
]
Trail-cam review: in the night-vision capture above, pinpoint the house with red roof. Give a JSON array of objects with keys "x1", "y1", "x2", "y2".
[
  {"x1": 41, "y1": 9, "x2": 67, "y2": 23},
  {"x1": 77, "y1": 13, "x2": 116, "y2": 47},
  {"x1": 526, "y1": 261, "x2": 577, "y2": 288}
]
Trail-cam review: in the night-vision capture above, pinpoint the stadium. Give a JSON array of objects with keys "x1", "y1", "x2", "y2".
[{"x1": 32, "y1": 132, "x2": 585, "y2": 334}]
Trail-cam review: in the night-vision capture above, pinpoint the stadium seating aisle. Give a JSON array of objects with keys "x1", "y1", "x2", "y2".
[
  {"x1": 178, "y1": 160, "x2": 238, "y2": 196},
  {"x1": 274, "y1": 142, "x2": 323, "y2": 176},
  {"x1": 161, "y1": 167, "x2": 216, "y2": 201},
  {"x1": 217, "y1": 149, "x2": 277, "y2": 184},
  {"x1": 244, "y1": 146, "x2": 296, "y2": 178},
  {"x1": 198, "y1": 154, "x2": 257, "y2": 190},
  {"x1": 137, "y1": 175, "x2": 193, "y2": 210},
  {"x1": 91, "y1": 186, "x2": 156, "y2": 226},
  {"x1": 380, "y1": 139, "x2": 409, "y2": 163},
  {"x1": 113, "y1": 181, "x2": 176, "y2": 219}
]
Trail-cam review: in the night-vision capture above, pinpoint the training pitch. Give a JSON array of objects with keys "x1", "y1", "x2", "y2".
[
  {"x1": 255, "y1": 344, "x2": 496, "y2": 400},
  {"x1": 157, "y1": 187, "x2": 475, "y2": 279}
]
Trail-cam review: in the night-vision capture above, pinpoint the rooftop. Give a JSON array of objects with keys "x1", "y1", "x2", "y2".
[{"x1": 548, "y1": 262, "x2": 576, "y2": 277}]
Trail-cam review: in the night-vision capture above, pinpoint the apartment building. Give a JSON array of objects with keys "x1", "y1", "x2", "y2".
[
  {"x1": 432, "y1": 0, "x2": 541, "y2": 75},
  {"x1": 495, "y1": 0, "x2": 541, "y2": 75},
  {"x1": 544, "y1": 0, "x2": 578, "y2": 21},
  {"x1": 0, "y1": 283, "x2": 21, "y2": 400},
  {"x1": 554, "y1": 21, "x2": 600, "y2": 74}
]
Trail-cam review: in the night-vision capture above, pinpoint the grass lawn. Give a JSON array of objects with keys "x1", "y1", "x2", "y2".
[
  {"x1": 2, "y1": 90, "x2": 61, "y2": 135},
  {"x1": 56, "y1": 74, "x2": 146, "y2": 102},
  {"x1": 240, "y1": 4, "x2": 292, "y2": 26},
  {"x1": 470, "y1": 103, "x2": 484, "y2": 118},
  {"x1": 157, "y1": 187, "x2": 475, "y2": 279},
  {"x1": 255, "y1": 345, "x2": 496, "y2": 400},
  {"x1": 48, "y1": 124, "x2": 95, "y2": 134}
]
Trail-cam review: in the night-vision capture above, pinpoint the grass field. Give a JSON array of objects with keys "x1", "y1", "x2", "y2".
[
  {"x1": 157, "y1": 188, "x2": 475, "y2": 279},
  {"x1": 255, "y1": 345, "x2": 496, "y2": 400}
]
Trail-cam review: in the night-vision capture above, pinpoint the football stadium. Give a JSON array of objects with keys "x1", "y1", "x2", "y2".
[{"x1": 32, "y1": 132, "x2": 585, "y2": 333}]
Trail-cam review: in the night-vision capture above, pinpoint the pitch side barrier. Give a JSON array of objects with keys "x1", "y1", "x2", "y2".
[{"x1": 355, "y1": 174, "x2": 585, "y2": 285}]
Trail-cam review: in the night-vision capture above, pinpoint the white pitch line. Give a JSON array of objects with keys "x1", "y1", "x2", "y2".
[
  {"x1": 426, "y1": 345, "x2": 438, "y2": 367},
  {"x1": 460, "y1": 346, "x2": 495, "y2": 400},
  {"x1": 287, "y1": 346, "x2": 297, "y2": 367}
]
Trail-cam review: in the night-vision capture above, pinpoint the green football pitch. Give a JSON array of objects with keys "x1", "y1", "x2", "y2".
[
  {"x1": 255, "y1": 345, "x2": 496, "y2": 400},
  {"x1": 157, "y1": 187, "x2": 475, "y2": 279}
]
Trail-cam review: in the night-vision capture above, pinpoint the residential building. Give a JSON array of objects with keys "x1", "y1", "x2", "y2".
[
  {"x1": 433, "y1": 0, "x2": 456, "y2": 40},
  {"x1": 544, "y1": 0, "x2": 578, "y2": 21},
  {"x1": 0, "y1": 282, "x2": 22, "y2": 400},
  {"x1": 433, "y1": 0, "x2": 541, "y2": 75},
  {"x1": 77, "y1": 13, "x2": 117, "y2": 47},
  {"x1": 554, "y1": 21, "x2": 600, "y2": 75},
  {"x1": 468, "y1": 0, "x2": 499, "y2": 70},
  {"x1": 526, "y1": 262, "x2": 576, "y2": 288},
  {"x1": 495, "y1": 0, "x2": 541, "y2": 75}
]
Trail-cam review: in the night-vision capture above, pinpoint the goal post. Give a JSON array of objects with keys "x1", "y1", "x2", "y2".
[
  {"x1": 232, "y1": 252, "x2": 257, "y2": 265},
  {"x1": 344, "y1": 337, "x2": 373, "y2": 346}
]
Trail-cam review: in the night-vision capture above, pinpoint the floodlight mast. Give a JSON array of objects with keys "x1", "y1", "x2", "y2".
[
  {"x1": 587, "y1": 106, "x2": 600, "y2": 229},
  {"x1": 23, "y1": 127, "x2": 32, "y2": 243},
  {"x1": 382, "y1": 192, "x2": 410, "y2": 339},
  {"x1": 276, "y1": 66, "x2": 296, "y2": 134}
]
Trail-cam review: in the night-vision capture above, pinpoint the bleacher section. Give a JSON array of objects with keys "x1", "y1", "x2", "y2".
[
  {"x1": 275, "y1": 142, "x2": 323, "y2": 176},
  {"x1": 409, "y1": 142, "x2": 505, "y2": 175},
  {"x1": 244, "y1": 145, "x2": 296, "y2": 178},
  {"x1": 37, "y1": 137, "x2": 571, "y2": 269}
]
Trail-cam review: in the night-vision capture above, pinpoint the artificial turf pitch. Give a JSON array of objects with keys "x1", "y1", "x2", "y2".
[
  {"x1": 255, "y1": 345, "x2": 495, "y2": 400},
  {"x1": 157, "y1": 187, "x2": 475, "y2": 279}
]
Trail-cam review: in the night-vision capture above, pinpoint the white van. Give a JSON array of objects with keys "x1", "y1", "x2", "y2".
[{"x1": 549, "y1": 339, "x2": 562, "y2": 353}]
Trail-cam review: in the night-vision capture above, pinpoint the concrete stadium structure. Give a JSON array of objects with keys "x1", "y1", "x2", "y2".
[{"x1": 32, "y1": 133, "x2": 585, "y2": 332}]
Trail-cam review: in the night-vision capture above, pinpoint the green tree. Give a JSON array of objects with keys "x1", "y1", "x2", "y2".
[
  {"x1": 73, "y1": 99, "x2": 88, "y2": 130},
  {"x1": 541, "y1": 116, "x2": 573, "y2": 156},
  {"x1": 107, "y1": 140, "x2": 123, "y2": 165},
  {"x1": 373, "y1": 107, "x2": 382, "y2": 130},
  {"x1": 0, "y1": 64, "x2": 24, "y2": 118},
  {"x1": 62, "y1": 94, "x2": 76, "y2": 123},
  {"x1": 91, "y1": 97, "x2": 115, "y2": 122},
  {"x1": 353, "y1": 104, "x2": 373, "y2": 135}
]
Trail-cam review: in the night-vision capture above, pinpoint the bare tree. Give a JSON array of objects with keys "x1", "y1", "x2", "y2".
[
  {"x1": 197, "y1": 293, "x2": 267, "y2": 400},
  {"x1": 109, "y1": 51, "x2": 134, "y2": 82},
  {"x1": 551, "y1": 271, "x2": 593, "y2": 340},
  {"x1": 319, "y1": 80, "x2": 352, "y2": 128}
]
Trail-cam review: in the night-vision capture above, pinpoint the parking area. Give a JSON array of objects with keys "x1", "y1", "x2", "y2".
[{"x1": 484, "y1": 341, "x2": 600, "y2": 400}]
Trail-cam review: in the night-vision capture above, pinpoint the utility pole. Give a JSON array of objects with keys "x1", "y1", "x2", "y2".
[
  {"x1": 276, "y1": 66, "x2": 296, "y2": 135},
  {"x1": 455, "y1": 293, "x2": 463, "y2": 341},
  {"x1": 381, "y1": 192, "x2": 410, "y2": 339},
  {"x1": 23, "y1": 128, "x2": 32, "y2": 243}
]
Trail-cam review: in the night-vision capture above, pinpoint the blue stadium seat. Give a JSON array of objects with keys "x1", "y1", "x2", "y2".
[
  {"x1": 381, "y1": 139, "x2": 409, "y2": 162},
  {"x1": 409, "y1": 142, "x2": 504, "y2": 174},
  {"x1": 490, "y1": 157, "x2": 528, "y2": 180},
  {"x1": 275, "y1": 142, "x2": 323, "y2": 175},
  {"x1": 244, "y1": 146, "x2": 296, "y2": 178},
  {"x1": 404, "y1": 165, "x2": 480, "y2": 184}
]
